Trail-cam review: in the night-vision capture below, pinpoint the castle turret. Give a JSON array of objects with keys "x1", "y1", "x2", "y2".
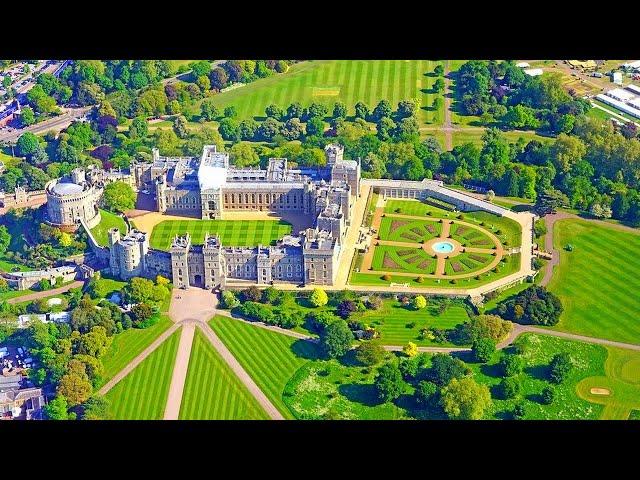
[
  {"x1": 324, "y1": 144, "x2": 344, "y2": 166},
  {"x1": 170, "y1": 233, "x2": 191, "y2": 289}
]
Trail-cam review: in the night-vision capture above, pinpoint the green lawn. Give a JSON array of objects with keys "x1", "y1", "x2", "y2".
[
  {"x1": 209, "y1": 315, "x2": 407, "y2": 420},
  {"x1": 548, "y1": 219, "x2": 640, "y2": 345},
  {"x1": 149, "y1": 219, "x2": 292, "y2": 250},
  {"x1": 468, "y1": 333, "x2": 607, "y2": 420},
  {"x1": 283, "y1": 358, "x2": 408, "y2": 420},
  {"x1": 209, "y1": 315, "x2": 319, "y2": 419},
  {"x1": 0, "y1": 288, "x2": 37, "y2": 302},
  {"x1": 383, "y1": 200, "x2": 521, "y2": 247},
  {"x1": 179, "y1": 328, "x2": 269, "y2": 420},
  {"x1": 90, "y1": 209, "x2": 127, "y2": 246},
  {"x1": 351, "y1": 299, "x2": 470, "y2": 347},
  {"x1": 202, "y1": 60, "x2": 444, "y2": 126},
  {"x1": 575, "y1": 346, "x2": 640, "y2": 420},
  {"x1": 100, "y1": 315, "x2": 173, "y2": 386},
  {"x1": 106, "y1": 329, "x2": 180, "y2": 420},
  {"x1": 350, "y1": 253, "x2": 520, "y2": 289}
]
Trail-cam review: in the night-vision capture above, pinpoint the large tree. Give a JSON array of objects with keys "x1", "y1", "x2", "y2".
[
  {"x1": 440, "y1": 377, "x2": 491, "y2": 420},
  {"x1": 498, "y1": 285, "x2": 563, "y2": 326},
  {"x1": 428, "y1": 353, "x2": 470, "y2": 386},
  {"x1": 374, "y1": 363, "x2": 406, "y2": 402},
  {"x1": 0, "y1": 225, "x2": 10, "y2": 254},
  {"x1": 319, "y1": 319, "x2": 353, "y2": 358},
  {"x1": 103, "y1": 181, "x2": 136, "y2": 213}
]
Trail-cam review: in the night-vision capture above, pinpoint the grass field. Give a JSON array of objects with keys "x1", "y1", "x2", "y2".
[
  {"x1": 209, "y1": 315, "x2": 319, "y2": 419},
  {"x1": 575, "y1": 346, "x2": 640, "y2": 420},
  {"x1": 90, "y1": 209, "x2": 127, "y2": 246},
  {"x1": 383, "y1": 200, "x2": 521, "y2": 246},
  {"x1": 548, "y1": 219, "x2": 640, "y2": 345},
  {"x1": 100, "y1": 315, "x2": 173, "y2": 386},
  {"x1": 106, "y1": 329, "x2": 180, "y2": 420},
  {"x1": 179, "y1": 328, "x2": 269, "y2": 420},
  {"x1": 468, "y1": 333, "x2": 606, "y2": 420},
  {"x1": 202, "y1": 60, "x2": 444, "y2": 125},
  {"x1": 149, "y1": 219, "x2": 292, "y2": 250},
  {"x1": 352, "y1": 299, "x2": 470, "y2": 346}
]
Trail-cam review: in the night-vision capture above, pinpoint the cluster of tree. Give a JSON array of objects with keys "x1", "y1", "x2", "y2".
[
  {"x1": 102, "y1": 181, "x2": 136, "y2": 213},
  {"x1": 207, "y1": 60, "x2": 293, "y2": 91},
  {"x1": 371, "y1": 352, "x2": 492, "y2": 420},
  {"x1": 497, "y1": 285, "x2": 563, "y2": 326},
  {"x1": 457, "y1": 60, "x2": 590, "y2": 135},
  {"x1": 0, "y1": 210, "x2": 87, "y2": 270},
  {"x1": 122, "y1": 275, "x2": 171, "y2": 308}
]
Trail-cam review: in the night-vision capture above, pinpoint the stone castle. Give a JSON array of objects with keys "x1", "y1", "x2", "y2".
[{"x1": 68, "y1": 144, "x2": 361, "y2": 288}]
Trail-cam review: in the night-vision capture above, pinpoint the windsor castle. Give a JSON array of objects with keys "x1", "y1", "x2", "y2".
[{"x1": 105, "y1": 144, "x2": 360, "y2": 288}]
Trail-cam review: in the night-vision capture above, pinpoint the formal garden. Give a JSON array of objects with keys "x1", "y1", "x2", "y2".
[{"x1": 350, "y1": 197, "x2": 523, "y2": 289}]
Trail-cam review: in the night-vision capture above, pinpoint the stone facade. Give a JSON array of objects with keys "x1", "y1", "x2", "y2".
[
  {"x1": 103, "y1": 144, "x2": 360, "y2": 288},
  {"x1": 45, "y1": 178, "x2": 102, "y2": 230}
]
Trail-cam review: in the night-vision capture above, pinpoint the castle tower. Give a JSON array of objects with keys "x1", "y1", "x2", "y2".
[
  {"x1": 202, "y1": 233, "x2": 224, "y2": 289},
  {"x1": 108, "y1": 228, "x2": 121, "y2": 276},
  {"x1": 71, "y1": 167, "x2": 86, "y2": 185},
  {"x1": 170, "y1": 233, "x2": 191, "y2": 289},
  {"x1": 324, "y1": 144, "x2": 344, "y2": 166},
  {"x1": 156, "y1": 175, "x2": 167, "y2": 213}
]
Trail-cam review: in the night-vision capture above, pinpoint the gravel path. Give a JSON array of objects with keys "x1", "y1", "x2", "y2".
[
  {"x1": 97, "y1": 322, "x2": 182, "y2": 395},
  {"x1": 163, "y1": 323, "x2": 196, "y2": 420},
  {"x1": 197, "y1": 322, "x2": 285, "y2": 420},
  {"x1": 7, "y1": 280, "x2": 85, "y2": 304}
]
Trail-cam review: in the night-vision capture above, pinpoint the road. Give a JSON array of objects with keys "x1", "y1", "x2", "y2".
[
  {"x1": 0, "y1": 106, "x2": 92, "y2": 143},
  {"x1": 6, "y1": 280, "x2": 85, "y2": 304},
  {"x1": 163, "y1": 323, "x2": 196, "y2": 420},
  {"x1": 443, "y1": 61, "x2": 453, "y2": 150},
  {"x1": 498, "y1": 323, "x2": 640, "y2": 352}
]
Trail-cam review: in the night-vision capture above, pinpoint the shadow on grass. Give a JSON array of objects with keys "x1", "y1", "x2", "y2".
[
  {"x1": 480, "y1": 363, "x2": 503, "y2": 378},
  {"x1": 494, "y1": 409, "x2": 514, "y2": 420},
  {"x1": 338, "y1": 349, "x2": 361, "y2": 367},
  {"x1": 290, "y1": 339, "x2": 321, "y2": 360},
  {"x1": 525, "y1": 364, "x2": 549, "y2": 381},
  {"x1": 512, "y1": 205, "x2": 533, "y2": 213},
  {"x1": 338, "y1": 383, "x2": 383, "y2": 407},
  {"x1": 526, "y1": 393, "x2": 545, "y2": 404}
]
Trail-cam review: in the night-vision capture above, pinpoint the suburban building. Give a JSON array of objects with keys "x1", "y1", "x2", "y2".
[{"x1": 0, "y1": 374, "x2": 45, "y2": 420}]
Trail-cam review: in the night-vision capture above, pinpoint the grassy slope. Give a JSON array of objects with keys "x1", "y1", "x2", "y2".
[
  {"x1": 468, "y1": 333, "x2": 606, "y2": 420},
  {"x1": 179, "y1": 328, "x2": 269, "y2": 420},
  {"x1": 149, "y1": 219, "x2": 292, "y2": 250},
  {"x1": 548, "y1": 219, "x2": 640, "y2": 345},
  {"x1": 106, "y1": 329, "x2": 180, "y2": 420},
  {"x1": 208, "y1": 315, "x2": 317, "y2": 419},
  {"x1": 99, "y1": 315, "x2": 173, "y2": 386},
  {"x1": 90, "y1": 209, "x2": 127, "y2": 246},
  {"x1": 203, "y1": 60, "x2": 443, "y2": 125},
  {"x1": 352, "y1": 299, "x2": 470, "y2": 347},
  {"x1": 575, "y1": 346, "x2": 640, "y2": 420}
]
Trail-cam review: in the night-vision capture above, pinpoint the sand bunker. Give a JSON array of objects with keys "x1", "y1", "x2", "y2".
[{"x1": 590, "y1": 388, "x2": 610, "y2": 396}]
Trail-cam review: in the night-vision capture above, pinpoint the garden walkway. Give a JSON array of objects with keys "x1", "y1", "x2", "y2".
[
  {"x1": 360, "y1": 211, "x2": 504, "y2": 279},
  {"x1": 7, "y1": 280, "x2": 85, "y2": 304}
]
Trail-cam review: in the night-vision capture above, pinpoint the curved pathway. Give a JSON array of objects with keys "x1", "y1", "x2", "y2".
[
  {"x1": 498, "y1": 323, "x2": 640, "y2": 352},
  {"x1": 6, "y1": 280, "x2": 85, "y2": 304},
  {"x1": 539, "y1": 211, "x2": 640, "y2": 287}
]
